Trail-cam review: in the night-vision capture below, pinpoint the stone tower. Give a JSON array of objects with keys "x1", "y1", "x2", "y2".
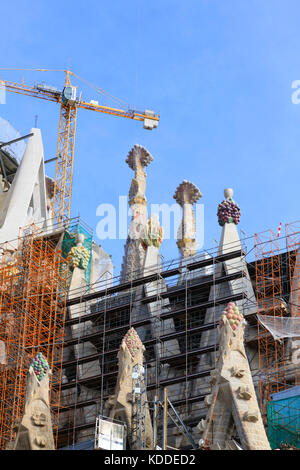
[
  {"x1": 11, "y1": 353, "x2": 55, "y2": 450},
  {"x1": 199, "y1": 302, "x2": 270, "y2": 450},
  {"x1": 120, "y1": 144, "x2": 153, "y2": 282},
  {"x1": 106, "y1": 328, "x2": 153, "y2": 449}
]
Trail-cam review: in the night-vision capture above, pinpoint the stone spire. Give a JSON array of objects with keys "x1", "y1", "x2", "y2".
[
  {"x1": 200, "y1": 188, "x2": 256, "y2": 367},
  {"x1": 120, "y1": 145, "x2": 153, "y2": 281},
  {"x1": 199, "y1": 302, "x2": 270, "y2": 450},
  {"x1": 106, "y1": 328, "x2": 153, "y2": 449},
  {"x1": 173, "y1": 180, "x2": 202, "y2": 258},
  {"x1": 11, "y1": 353, "x2": 55, "y2": 450},
  {"x1": 216, "y1": 188, "x2": 244, "y2": 257}
]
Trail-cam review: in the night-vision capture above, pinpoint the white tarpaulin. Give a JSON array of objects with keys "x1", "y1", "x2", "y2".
[
  {"x1": 94, "y1": 417, "x2": 126, "y2": 450},
  {"x1": 257, "y1": 315, "x2": 300, "y2": 341}
]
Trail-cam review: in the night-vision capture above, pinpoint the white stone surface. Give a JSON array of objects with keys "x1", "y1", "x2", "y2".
[{"x1": 0, "y1": 128, "x2": 49, "y2": 244}]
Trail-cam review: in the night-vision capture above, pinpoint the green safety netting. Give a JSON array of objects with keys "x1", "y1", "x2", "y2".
[
  {"x1": 267, "y1": 395, "x2": 300, "y2": 449},
  {"x1": 61, "y1": 222, "x2": 93, "y2": 288}
]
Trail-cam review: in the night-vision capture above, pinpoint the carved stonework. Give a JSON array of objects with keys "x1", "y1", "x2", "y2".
[
  {"x1": 107, "y1": 328, "x2": 153, "y2": 449},
  {"x1": 126, "y1": 145, "x2": 153, "y2": 207},
  {"x1": 204, "y1": 394, "x2": 213, "y2": 408},
  {"x1": 231, "y1": 365, "x2": 245, "y2": 378},
  {"x1": 11, "y1": 353, "x2": 55, "y2": 450},
  {"x1": 217, "y1": 188, "x2": 241, "y2": 226},
  {"x1": 121, "y1": 145, "x2": 154, "y2": 281},
  {"x1": 197, "y1": 419, "x2": 206, "y2": 434},
  {"x1": 237, "y1": 386, "x2": 252, "y2": 400},
  {"x1": 31, "y1": 412, "x2": 47, "y2": 427},
  {"x1": 198, "y1": 302, "x2": 270, "y2": 450},
  {"x1": 243, "y1": 411, "x2": 259, "y2": 423},
  {"x1": 68, "y1": 233, "x2": 90, "y2": 270},
  {"x1": 173, "y1": 180, "x2": 202, "y2": 258},
  {"x1": 141, "y1": 216, "x2": 164, "y2": 249}
]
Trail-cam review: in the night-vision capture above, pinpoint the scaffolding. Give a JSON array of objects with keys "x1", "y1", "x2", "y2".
[
  {"x1": 255, "y1": 229, "x2": 287, "y2": 415},
  {"x1": 61, "y1": 218, "x2": 93, "y2": 287},
  {"x1": 57, "y1": 242, "x2": 249, "y2": 448},
  {"x1": 267, "y1": 388, "x2": 300, "y2": 449},
  {"x1": 0, "y1": 225, "x2": 68, "y2": 449},
  {"x1": 286, "y1": 220, "x2": 300, "y2": 385},
  {"x1": 131, "y1": 363, "x2": 147, "y2": 450},
  {"x1": 286, "y1": 221, "x2": 300, "y2": 318}
]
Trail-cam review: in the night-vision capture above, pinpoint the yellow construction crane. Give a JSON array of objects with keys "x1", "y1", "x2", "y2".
[{"x1": 0, "y1": 69, "x2": 159, "y2": 224}]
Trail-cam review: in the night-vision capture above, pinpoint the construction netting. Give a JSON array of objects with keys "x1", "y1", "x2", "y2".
[
  {"x1": 61, "y1": 221, "x2": 93, "y2": 287},
  {"x1": 267, "y1": 392, "x2": 300, "y2": 449},
  {"x1": 257, "y1": 315, "x2": 300, "y2": 341}
]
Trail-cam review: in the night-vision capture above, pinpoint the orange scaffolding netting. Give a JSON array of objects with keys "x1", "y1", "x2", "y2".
[
  {"x1": 0, "y1": 224, "x2": 68, "y2": 450},
  {"x1": 286, "y1": 221, "x2": 300, "y2": 319},
  {"x1": 286, "y1": 220, "x2": 300, "y2": 385},
  {"x1": 255, "y1": 229, "x2": 287, "y2": 415}
]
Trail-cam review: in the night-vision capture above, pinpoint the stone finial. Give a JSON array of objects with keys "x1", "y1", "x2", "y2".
[
  {"x1": 217, "y1": 188, "x2": 241, "y2": 226},
  {"x1": 200, "y1": 299, "x2": 271, "y2": 450},
  {"x1": 123, "y1": 327, "x2": 144, "y2": 358},
  {"x1": 12, "y1": 353, "x2": 55, "y2": 450},
  {"x1": 29, "y1": 352, "x2": 50, "y2": 382},
  {"x1": 108, "y1": 327, "x2": 153, "y2": 449},
  {"x1": 173, "y1": 180, "x2": 202, "y2": 206},
  {"x1": 126, "y1": 145, "x2": 153, "y2": 208},
  {"x1": 68, "y1": 233, "x2": 90, "y2": 270},
  {"x1": 125, "y1": 144, "x2": 153, "y2": 170},
  {"x1": 219, "y1": 302, "x2": 244, "y2": 332},
  {"x1": 224, "y1": 188, "x2": 234, "y2": 200},
  {"x1": 173, "y1": 180, "x2": 202, "y2": 258},
  {"x1": 120, "y1": 145, "x2": 153, "y2": 282}
]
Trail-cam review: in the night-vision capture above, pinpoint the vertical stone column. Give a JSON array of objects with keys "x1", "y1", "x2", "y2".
[
  {"x1": 201, "y1": 188, "x2": 256, "y2": 357},
  {"x1": 107, "y1": 328, "x2": 153, "y2": 450},
  {"x1": 64, "y1": 234, "x2": 101, "y2": 442},
  {"x1": 199, "y1": 304, "x2": 270, "y2": 450},
  {"x1": 120, "y1": 144, "x2": 153, "y2": 282},
  {"x1": 173, "y1": 180, "x2": 202, "y2": 258},
  {"x1": 12, "y1": 354, "x2": 55, "y2": 450}
]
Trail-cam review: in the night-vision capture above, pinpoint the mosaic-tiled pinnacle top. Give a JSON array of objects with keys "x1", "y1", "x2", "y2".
[
  {"x1": 217, "y1": 188, "x2": 241, "y2": 226},
  {"x1": 123, "y1": 327, "x2": 143, "y2": 358},
  {"x1": 29, "y1": 352, "x2": 50, "y2": 382},
  {"x1": 219, "y1": 301, "x2": 244, "y2": 331},
  {"x1": 125, "y1": 144, "x2": 153, "y2": 170},
  {"x1": 173, "y1": 180, "x2": 202, "y2": 206}
]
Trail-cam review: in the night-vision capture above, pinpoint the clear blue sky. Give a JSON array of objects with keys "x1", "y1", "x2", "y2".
[{"x1": 1, "y1": 0, "x2": 300, "y2": 275}]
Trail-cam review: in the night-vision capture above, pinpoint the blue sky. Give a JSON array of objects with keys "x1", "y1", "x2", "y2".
[{"x1": 0, "y1": 0, "x2": 300, "y2": 275}]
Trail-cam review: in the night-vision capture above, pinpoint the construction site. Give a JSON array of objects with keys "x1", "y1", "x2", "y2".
[{"x1": 0, "y1": 70, "x2": 299, "y2": 452}]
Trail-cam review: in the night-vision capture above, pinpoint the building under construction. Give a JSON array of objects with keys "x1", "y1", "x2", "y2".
[{"x1": 0, "y1": 121, "x2": 300, "y2": 450}]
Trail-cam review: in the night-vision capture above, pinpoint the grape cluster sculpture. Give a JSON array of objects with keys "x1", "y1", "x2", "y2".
[
  {"x1": 219, "y1": 302, "x2": 244, "y2": 331},
  {"x1": 68, "y1": 245, "x2": 90, "y2": 270},
  {"x1": 217, "y1": 198, "x2": 241, "y2": 226},
  {"x1": 29, "y1": 352, "x2": 50, "y2": 382}
]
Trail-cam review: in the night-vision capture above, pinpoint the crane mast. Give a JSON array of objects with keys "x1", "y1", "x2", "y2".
[{"x1": 53, "y1": 71, "x2": 77, "y2": 224}]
